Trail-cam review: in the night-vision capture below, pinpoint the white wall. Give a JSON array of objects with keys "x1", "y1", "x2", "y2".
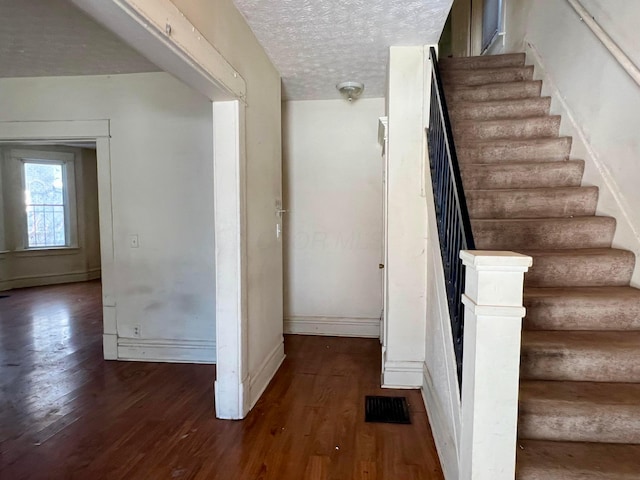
[
  {"x1": 501, "y1": 0, "x2": 640, "y2": 285},
  {"x1": 578, "y1": 0, "x2": 640, "y2": 67},
  {"x1": 0, "y1": 72, "x2": 216, "y2": 361},
  {"x1": 0, "y1": 145, "x2": 101, "y2": 291},
  {"x1": 282, "y1": 98, "x2": 385, "y2": 337},
  {"x1": 170, "y1": 0, "x2": 284, "y2": 404},
  {"x1": 502, "y1": 0, "x2": 531, "y2": 53}
]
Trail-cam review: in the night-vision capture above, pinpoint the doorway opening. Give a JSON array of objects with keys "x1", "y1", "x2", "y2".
[
  {"x1": 0, "y1": 122, "x2": 115, "y2": 359},
  {"x1": 447, "y1": 0, "x2": 505, "y2": 57},
  {"x1": 0, "y1": 139, "x2": 107, "y2": 444},
  {"x1": 0, "y1": 142, "x2": 102, "y2": 292},
  {"x1": 0, "y1": 138, "x2": 105, "y2": 353}
]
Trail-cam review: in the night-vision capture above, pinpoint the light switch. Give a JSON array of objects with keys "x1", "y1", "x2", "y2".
[{"x1": 130, "y1": 234, "x2": 139, "y2": 248}]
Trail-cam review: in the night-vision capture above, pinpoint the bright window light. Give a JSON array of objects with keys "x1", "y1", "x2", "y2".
[{"x1": 24, "y1": 162, "x2": 67, "y2": 247}]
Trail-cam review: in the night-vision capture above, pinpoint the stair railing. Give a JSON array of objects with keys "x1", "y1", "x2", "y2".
[
  {"x1": 565, "y1": 0, "x2": 640, "y2": 88},
  {"x1": 426, "y1": 46, "x2": 475, "y2": 385},
  {"x1": 423, "y1": 47, "x2": 533, "y2": 479}
]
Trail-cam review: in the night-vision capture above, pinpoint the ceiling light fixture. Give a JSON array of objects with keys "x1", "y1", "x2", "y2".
[{"x1": 336, "y1": 81, "x2": 364, "y2": 102}]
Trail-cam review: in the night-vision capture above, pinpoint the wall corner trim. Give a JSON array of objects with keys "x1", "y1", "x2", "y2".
[{"x1": 0, "y1": 119, "x2": 110, "y2": 140}]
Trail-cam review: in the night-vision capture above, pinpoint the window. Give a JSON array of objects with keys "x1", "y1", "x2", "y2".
[
  {"x1": 24, "y1": 161, "x2": 67, "y2": 247},
  {"x1": 8, "y1": 149, "x2": 78, "y2": 250}
]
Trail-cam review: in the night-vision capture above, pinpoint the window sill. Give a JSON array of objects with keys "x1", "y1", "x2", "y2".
[{"x1": 12, "y1": 247, "x2": 81, "y2": 258}]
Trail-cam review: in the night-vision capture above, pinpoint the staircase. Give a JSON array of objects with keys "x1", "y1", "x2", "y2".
[{"x1": 440, "y1": 53, "x2": 640, "y2": 479}]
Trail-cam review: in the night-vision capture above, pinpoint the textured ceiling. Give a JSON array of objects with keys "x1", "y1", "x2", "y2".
[
  {"x1": 233, "y1": 0, "x2": 452, "y2": 100},
  {"x1": 0, "y1": 0, "x2": 159, "y2": 78}
]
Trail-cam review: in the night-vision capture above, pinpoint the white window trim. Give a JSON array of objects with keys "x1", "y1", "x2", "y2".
[{"x1": 10, "y1": 148, "x2": 79, "y2": 250}]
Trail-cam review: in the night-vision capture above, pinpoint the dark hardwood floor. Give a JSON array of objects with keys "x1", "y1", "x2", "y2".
[{"x1": 0, "y1": 281, "x2": 443, "y2": 479}]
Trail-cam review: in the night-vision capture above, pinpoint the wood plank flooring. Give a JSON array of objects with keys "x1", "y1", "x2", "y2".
[{"x1": 0, "y1": 281, "x2": 443, "y2": 479}]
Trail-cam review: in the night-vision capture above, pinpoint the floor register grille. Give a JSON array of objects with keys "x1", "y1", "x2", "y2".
[{"x1": 364, "y1": 396, "x2": 411, "y2": 424}]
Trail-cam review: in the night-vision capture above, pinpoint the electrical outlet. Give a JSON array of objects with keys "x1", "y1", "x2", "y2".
[
  {"x1": 133, "y1": 325, "x2": 140, "y2": 337},
  {"x1": 130, "y1": 234, "x2": 139, "y2": 248}
]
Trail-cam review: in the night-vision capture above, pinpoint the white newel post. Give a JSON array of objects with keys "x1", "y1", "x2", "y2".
[{"x1": 459, "y1": 251, "x2": 533, "y2": 480}]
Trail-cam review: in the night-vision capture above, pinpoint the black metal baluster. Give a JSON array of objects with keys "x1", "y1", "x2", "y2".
[{"x1": 426, "y1": 47, "x2": 476, "y2": 389}]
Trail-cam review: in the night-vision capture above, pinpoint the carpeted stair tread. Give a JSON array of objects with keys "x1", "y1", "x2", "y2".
[
  {"x1": 449, "y1": 97, "x2": 551, "y2": 121},
  {"x1": 518, "y1": 248, "x2": 635, "y2": 288},
  {"x1": 521, "y1": 380, "x2": 640, "y2": 409},
  {"x1": 461, "y1": 160, "x2": 584, "y2": 189},
  {"x1": 446, "y1": 80, "x2": 542, "y2": 102},
  {"x1": 466, "y1": 186, "x2": 598, "y2": 219},
  {"x1": 517, "y1": 440, "x2": 640, "y2": 480},
  {"x1": 440, "y1": 53, "x2": 526, "y2": 70},
  {"x1": 472, "y1": 216, "x2": 616, "y2": 250},
  {"x1": 519, "y1": 380, "x2": 640, "y2": 444},
  {"x1": 457, "y1": 137, "x2": 572, "y2": 163},
  {"x1": 442, "y1": 65, "x2": 534, "y2": 86},
  {"x1": 524, "y1": 286, "x2": 640, "y2": 331},
  {"x1": 454, "y1": 116, "x2": 561, "y2": 142},
  {"x1": 460, "y1": 160, "x2": 585, "y2": 190},
  {"x1": 521, "y1": 331, "x2": 640, "y2": 383}
]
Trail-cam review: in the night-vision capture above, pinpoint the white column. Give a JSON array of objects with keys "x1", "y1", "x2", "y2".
[
  {"x1": 459, "y1": 250, "x2": 532, "y2": 480},
  {"x1": 213, "y1": 100, "x2": 250, "y2": 419},
  {"x1": 382, "y1": 46, "x2": 430, "y2": 388}
]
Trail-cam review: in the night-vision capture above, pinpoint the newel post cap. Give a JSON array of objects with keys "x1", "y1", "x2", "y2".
[{"x1": 460, "y1": 250, "x2": 533, "y2": 272}]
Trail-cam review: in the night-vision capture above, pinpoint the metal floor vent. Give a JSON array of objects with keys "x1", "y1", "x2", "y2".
[{"x1": 365, "y1": 396, "x2": 411, "y2": 424}]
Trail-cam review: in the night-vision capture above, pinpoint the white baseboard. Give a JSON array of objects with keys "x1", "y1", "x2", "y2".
[
  {"x1": 117, "y1": 338, "x2": 216, "y2": 364},
  {"x1": 249, "y1": 339, "x2": 285, "y2": 409},
  {"x1": 284, "y1": 316, "x2": 380, "y2": 338},
  {"x1": 382, "y1": 359, "x2": 423, "y2": 388},
  {"x1": 87, "y1": 268, "x2": 102, "y2": 280},
  {"x1": 2, "y1": 268, "x2": 102, "y2": 290},
  {"x1": 422, "y1": 365, "x2": 459, "y2": 480},
  {"x1": 526, "y1": 41, "x2": 640, "y2": 286}
]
